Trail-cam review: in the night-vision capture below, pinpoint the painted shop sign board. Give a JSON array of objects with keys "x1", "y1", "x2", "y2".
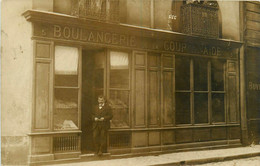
[{"x1": 33, "y1": 23, "x2": 237, "y2": 59}]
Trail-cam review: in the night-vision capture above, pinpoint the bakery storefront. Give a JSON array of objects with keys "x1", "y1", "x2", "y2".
[{"x1": 23, "y1": 3, "x2": 243, "y2": 163}]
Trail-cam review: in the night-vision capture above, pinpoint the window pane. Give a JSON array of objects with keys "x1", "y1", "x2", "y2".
[
  {"x1": 110, "y1": 90, "x2": 129, "y2": 128},
  {"x1": 176, "y1": 56, "x2": 190, "y2": 90},
  {"x1": 54, "y1": 88, "x2": 78, "y2": 130},
  {"x1": 55, "y1": 46, "x2": 78, "y2": 87},
  {"x1": 194, "y1": 58, "x2": 208, "y2": 91},
  {"x1": 212, "y1": 60, "x2": 224, "y2": 91},
  {"x1": 212, "y1": 93, "x2": 225, "y2": 123},
  {"x1": 176, "y1": 92, "x2": 190, "y2": 124},
  {"x1": 110, "y1": 51, "x2": 129, "y2": 88},
  {"x1": 194, "y1": 93, "x2": 208, "y2": 124}
]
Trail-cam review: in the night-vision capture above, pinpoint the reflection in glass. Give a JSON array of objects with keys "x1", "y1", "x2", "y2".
[
  {"x1": 175, "y1": 56, "x2": 190, "y2": 90},
  {"x1": 194, "y1": 93, "x2": 208, "y2": 124},
  {"x1": 109, "y1": 90, "x2": 129, "y2": 128},
  {"x1": 54, "y1": 89, "x2": 78, "y2": 130},
  {"x1": 176, "y1": 92, "x2": 190, "y2": 124},
  {"x1": 194, "y1": 58, "x2": 208, "y2": 91},
  {"x1": 211, "y1": 60, "x2": 224, "y2": 91},
  {"x1": 212, "y1": 93, "x2": 225, "y2": 123},
  {"x1": 110, "y1": 51, "x2": 129, "y2": 88}
]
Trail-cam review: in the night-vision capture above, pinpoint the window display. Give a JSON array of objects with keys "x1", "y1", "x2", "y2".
[
  {"x1": 54, "y1": 46, "x2": 79, "y2": 130},
  {"x1": 109, "y1": 51, "x2": 130, "y2": 128}
]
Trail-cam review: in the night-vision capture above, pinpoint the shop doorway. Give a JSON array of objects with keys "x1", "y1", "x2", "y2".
[{"x1": 81, "y1": 49, "x2": 105, "y2": 154}]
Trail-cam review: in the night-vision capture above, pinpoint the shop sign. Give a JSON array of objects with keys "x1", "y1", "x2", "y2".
[
  {"x1": 248, "y1": 82, "x2": 260, "y2": 91},
  {"x1": 34, "y1": 23, "x2": 235, "y2": 58}
]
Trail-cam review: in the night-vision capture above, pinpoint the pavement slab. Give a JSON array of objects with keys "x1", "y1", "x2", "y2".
[{"x1": 48, "y1": 145, "x2": 260, "y2": 166}]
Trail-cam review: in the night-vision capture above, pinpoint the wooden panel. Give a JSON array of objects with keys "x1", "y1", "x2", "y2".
[
  {"x1": 149, "y1": 132, "x2": 160, "y2": 146},
  {"x1": 228, "y1": 62, "x2": 236, "y2": 72},
  {"x1": 135, "y1": 52, "x2": 145, "y2": 66},
  {"x1": 162, "y1": 131, "x2": 175, "y2": 145},
  {"x1": 193, "y1": 128, "x2": 210, "y2": 142},
  {"x1": 175, "y1": 129, "x2": 192, "y2": 143},
  {"x1": 163, "y1": 56, "x2": 173, "y2": 68},
  {"x1": 211, "y1": 127, "x2": 227, "y2": 140},
  {"x1": 132, "y1": 132, "x2": 147, "y2": 147},
  {"x1": 36, "y1": 42, "x2": 51, "y2": 58},
  {"x1": 247, "y1": 20, "x2": 260, "y2": 31},
  {"x1": 228, "y1": 127, "x2": 241, "y2": 140},
  {"x1": 35, "y1": 62, "x2": 50, "y2": 129},
  {"x1": 163, "y1": 71, "x2": 173, "y2": 125},
  {"x1": 228, "y1": 75, "x2": 238, "y2": 123},
  {"x1": 32, "y1": 136, "x2": 51, "y2": 154},
  {"x1": 135, "y1": 70, "x2": 146, "y2": 126},
  {"x1": 149, "y1": 71, "x2": 159, "y2": 126},
  {"x1": 246, "y1": 29, "x2": 260, "y2": 40},
  {"x1": 246, "y1": 2, "x2": 260, "y2": 13},
  {"x1": 246, "y1": 11, "x2": 260, "y2": 22}
]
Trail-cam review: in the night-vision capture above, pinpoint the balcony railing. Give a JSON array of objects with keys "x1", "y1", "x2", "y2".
[
  {"x1": 71, "y1": 0, "x2": 120, "y2": 23},
  {"x1": 181, "y1": 2, "x2": 219, "y2": 38}
]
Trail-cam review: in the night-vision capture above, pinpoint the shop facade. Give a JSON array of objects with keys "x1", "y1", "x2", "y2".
[{"x1": 2, "y1": 0, "x2": 250, "y2": 165}]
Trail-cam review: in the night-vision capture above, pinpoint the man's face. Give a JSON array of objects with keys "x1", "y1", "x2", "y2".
[{"x1": 98, "y1": 97, "x2": 105, "y2": 104}]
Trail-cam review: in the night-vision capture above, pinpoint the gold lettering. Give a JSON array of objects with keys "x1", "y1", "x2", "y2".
[
  {"x1": 105, "y1": 33, "x2": 111, "y2": 43},
  {"x1": 203, "y1": 47, "x2": 209, "y2": 55},
  {"x1": 63, "y1": 27, "x2": 71, "y2": 39},
  {"x1": 97, "y1": 32, "x2": 104, "y2": 43},
  {"x1": 249, "y1": 82, "x2": 253, "y2": 90},
  {"x1": 112, "y1": 34, "x2": 118, "y2": 45},
  {"x1": 217, "y1": 47, "x2": 221, "y2": 56},
  {"x1": 80, "y1": 28, "x2": 87, "y2": 40},
  {"x1": 72, "y1": 27, "x2": 80, "y2": 40},
  {"x1": 119, "y1": 35, "x2": 126, "y2": 45},
  {"x1": 164, "y1": 41, "x2": 170, "y2": 51},
  {"x1": 130, "y1": 36, "x2": 135, "y2": 47},
  {"x1": 170, "y1": 41, "x2": 175, "y2": 51},
  {"x1": 88, "y1": 32, "x2": 95, "y2": 42},
  {"x1": 54, "y1": 25, "x2": 61, "y2": 38},
  {"x1": 212, "y1": 47, "x2": 217, "y2": 56},
  {"x1": 175, "y1": 42, "x2": 181, "y2": 51},
  {"x1": 181, "y1": 43, "x2": 187, "y2": 52}
]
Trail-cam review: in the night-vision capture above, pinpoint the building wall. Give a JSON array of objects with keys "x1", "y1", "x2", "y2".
[
  {"x1": 1, "y1": 0, "x2": 33, "y2": 164},
  {"x1": 218, "y1": 1, "x2": 240, "y2": 40}
]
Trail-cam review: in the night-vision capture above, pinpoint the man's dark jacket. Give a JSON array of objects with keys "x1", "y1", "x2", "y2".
[{"x1": 92, "y1": 103, "x2": 113, "y2": 130}]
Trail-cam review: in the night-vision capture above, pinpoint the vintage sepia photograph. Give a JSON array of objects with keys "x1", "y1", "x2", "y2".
[{"x1": 1, "y1": 0, "x2": 260, "y2": 165}]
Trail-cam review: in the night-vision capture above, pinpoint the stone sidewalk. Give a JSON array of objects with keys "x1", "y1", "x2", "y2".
[{"x1": 47, "y1": 145, "x2": 260, "y2": 166}]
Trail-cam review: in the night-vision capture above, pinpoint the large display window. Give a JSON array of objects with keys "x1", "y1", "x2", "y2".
[
  {"x1": 54, "y1": 46, "x2": 80, "y2": 130},
  {"x1": 175, "y1": 56, "x2": 226, "y2": 125}
]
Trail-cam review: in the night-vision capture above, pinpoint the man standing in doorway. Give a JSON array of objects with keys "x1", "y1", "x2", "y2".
[{"x1": 92, "y1": 95, "x2": 113, "y2": 156}]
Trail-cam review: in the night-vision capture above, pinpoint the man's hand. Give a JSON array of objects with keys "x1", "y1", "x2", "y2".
[
  {"x1": 95, "y1": 117, "x2": 99, "y2": 121},
  {"x1": 100, "y1": 117, "x2": 104, "y2": 121}
]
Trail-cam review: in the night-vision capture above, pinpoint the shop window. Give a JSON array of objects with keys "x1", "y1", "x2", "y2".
[
  {"x1": 175, "y1": 56, "x2": 190, "y2": 90},
  {"x1": 175, "y1": 56, "x2": 226, "y2": 125},
  {"x1": 212, "y1": 93, "x2": 225, "y2": 123},
  {"x1": 109, "y1": 51, "x2": 130, "y2": 128},
  {"x1": 175, "y1": 56, "x2": 191, "y2": 125},
  {"x1": 194, "y1": 58, "x2": 208, "y2": 91},
  {"x1": 176, "y1": 92, "x2": 190, "y2": 124},
  {"x1": 194, "y1": 93, "x2": 208, "y2": 124},
  {"x1": 211, "y1": 60, "x2": 224, "y2": 91},
  {"x1": 54, "y1": 46, "x2": 79, "y2": 130},
  {"x1": 211, "y1": 60, "x2": 225, "y2": 123}
]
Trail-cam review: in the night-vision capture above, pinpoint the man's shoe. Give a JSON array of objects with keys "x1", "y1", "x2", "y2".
[{"x1": 98, "y1": 151, "x2": 103, "y2": 156}]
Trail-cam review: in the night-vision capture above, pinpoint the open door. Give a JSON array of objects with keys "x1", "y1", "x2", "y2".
[{"x1": 81, "y1": 49, "x2": 105, "y2": 153}]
